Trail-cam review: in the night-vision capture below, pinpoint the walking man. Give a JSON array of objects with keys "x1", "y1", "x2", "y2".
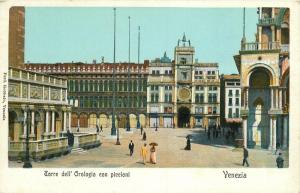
[
  {"x1": 96, "y1": 125, "x2": 99, "y2": 134},
  {"x1": 276, "y1": 152, "x2": 284, "y2": 168},
  {"x1": 128, "y1": 140, "x2": 134, "y2": 156},
  {"x1": 242, "y1": 146, "x2": 250, "y2": 167},
  {"x1": 140, "y1": 143, "x2": 148, "y2": 165},
  {"x1": 100, "y1": 125, "x2": 103, "y2": 132},
  {"x1": 207, "y1": 127, "x2": 211, "y2": 140},
  {"x1": 140, "y1": 126, "x2": 143, "y2": 135}
]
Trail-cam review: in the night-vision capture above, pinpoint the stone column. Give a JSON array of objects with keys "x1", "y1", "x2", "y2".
[
  {"x1": 30, "y1": 110, "x2": 35, "y2": 137},
  {"x1": 272, "y1": 117, "x2": 277, "y2": 150},
  {"x1": 45, "y1": 110, "x2": 49, "y2": 133},
  {"x1": 23, "y1": 110, "x2": 27, "y2": 136},
  {"x1": 282, "y1": 115, "x2": 288, "y2": 149},
  {"x1": 269, "y1": 117, "x2": 273, "y2": 150},
  {"x1": 68, "y1": 111, "x2": 72, "y2": 130},
  {"x1": 270, "y1": 88, "x2": 274, "y2": 109},
  {"x1": 279, "y1": 88, "x2": 282, "y2": 109},
  {"x1": 258, "y1": 26, "x2": 262, "y2": 49},
  {"x1": 63, "y1": 110, "x2": 67, "y2": 132},
  {"x1": 51, "y1": 111, "x2": 55, "y2": 135},
  {"x1": 245, "y1": 87, "x2": 248, "y2": 108},
  {"x1": 275, "y1": 88, "x2": 279, "y2": 109},
  {"x1": 243, "y1": 117, "x2": 247, "y2": 147},
  {"x1": 271, "y1": 26, "x2": 275, "y2": 43}
]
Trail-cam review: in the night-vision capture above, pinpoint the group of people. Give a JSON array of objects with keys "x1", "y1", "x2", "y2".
[
  {"x1": 128, "y1": 140, "x2": 157, "y2": 165},
  {"x1": 206, "y1": 124, "x2": 222, "y2": 140}
]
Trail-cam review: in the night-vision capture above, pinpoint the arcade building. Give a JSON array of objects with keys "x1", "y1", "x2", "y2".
[
  {"x1": 234, "y1": 8, "x2": 289, "y2": 150},
  {"x1": 25, "y1": 61, "x2": 149, "y2": 130}
]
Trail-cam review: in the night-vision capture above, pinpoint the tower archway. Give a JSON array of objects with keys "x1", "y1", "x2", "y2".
[
  {"x1": 248, "y1": 68, "x2": 271, "y2": 148},
  {"x1": 178, "y1": 106, "x2": 190, "y2": 128}
]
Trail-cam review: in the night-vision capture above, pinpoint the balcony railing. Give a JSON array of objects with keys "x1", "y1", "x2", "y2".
[
  {"x1": 241, "y1": 41, "x2": 280, "y2": 51},
  {"x1": 258, "y1": 18, "x2": 276, "y2": 26},
  {"x1": 281, "y1": 44, "x2": 289, "y2": 53}
]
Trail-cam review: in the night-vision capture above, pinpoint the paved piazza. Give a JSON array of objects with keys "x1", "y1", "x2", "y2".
[{"x1": 9, "y1": 127, "x2": 289, "y2": 168}]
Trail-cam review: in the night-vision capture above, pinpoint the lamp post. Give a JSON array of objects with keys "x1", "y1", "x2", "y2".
[
  {"x1": 126, "y1": 16, "x2": 131, "y2": 132},
  {"x1": 136, "y1": 26, "x2": 141, "y2": 130},
  {"x1": 21, "y1": 106, "x2": 32, "y2": 168}
]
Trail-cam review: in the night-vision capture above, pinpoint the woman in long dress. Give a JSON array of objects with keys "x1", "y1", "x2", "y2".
[{"x1": 150, "y1": 145, "x2": 157, "y2": 164}]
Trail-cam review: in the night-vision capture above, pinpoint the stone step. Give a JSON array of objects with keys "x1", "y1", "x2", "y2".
[{"x1": 71, "y1": 148, "x2": 87, "y2": 154}]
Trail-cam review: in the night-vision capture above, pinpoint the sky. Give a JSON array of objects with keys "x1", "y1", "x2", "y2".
[{"x1": 25, "y1": 7, "x2": 258, "y2": 74}]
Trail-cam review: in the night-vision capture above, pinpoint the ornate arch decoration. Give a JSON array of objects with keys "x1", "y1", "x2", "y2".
[{"x1": 247, "y1": 63, "x2": 276, "y2": 86}]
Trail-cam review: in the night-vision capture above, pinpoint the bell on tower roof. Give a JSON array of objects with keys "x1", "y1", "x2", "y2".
[
  {"x1": 178, "y1": 33, "x2": 191, "y2": 47},
  {"x1": 182, "y1": 33, "x2": 186, "y2": 42}
]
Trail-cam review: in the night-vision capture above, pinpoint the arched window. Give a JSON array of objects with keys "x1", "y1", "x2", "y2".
[
  {"x1": 85, "y1": 80, "x2": 88, "y2": 92},
  {"x1": 80, "y1": 80, "x2": 83, "y2": 92},
  {"x1": 129, "y1": 80, "x2": 132, "y2": 91},
  {"x1": 90, "y1": 80, "x2": 93, "y2": 92},
  {"x1": 84, "y1": 96, "x2": 88, "y2": 107},
  {"x1": 80, "y1": 96, "x2": 84, "y2": 107},
  {"x1": 99, "y1": 80, "x2": 103, "y2": 92},
  {"x1": 75, "y1": 80, "x2": 78, "y2": 92},
  {"x1": 119, "y1": 81, "x2": 123, "y2": 91},
  {"x1": 104, "y1": 80, "x2": 108, "y2": 91},
  {"x1": 133, "y1": 80, "x2": 137, "y2": 91},
  {"x1": 109, "y1": 80, "x2": 113, "y2": 91},
  {"x1": 143, "y1": 79, "x2": 147, "y2": 91},
  {"x1": 124, "y1": 81, "x2": 127, "y2": 91},
  {"x1": 94, "y1": 80, "x2": 98, "y2": 92}
]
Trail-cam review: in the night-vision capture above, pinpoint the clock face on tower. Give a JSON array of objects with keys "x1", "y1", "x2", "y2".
[{"x1": 178, "y1": 87, "x2": 191, "y2": 101}]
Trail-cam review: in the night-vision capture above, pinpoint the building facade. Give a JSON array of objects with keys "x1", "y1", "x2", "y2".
[
  {"x1": 8, "y1": 67, "x2": 72, "y2": 160},
  {"x1": 220, "y1": 74, "x2": 242, "y2": 127},
  {"x1": 234, "y1": 8, "x2": 289, "y2": 150},
  {"x1": 25, "y1": 61, "x2": 149, "y2": 130},
  {"x1": 147, "y1": 35, "x2": 220, "y2": 128}
]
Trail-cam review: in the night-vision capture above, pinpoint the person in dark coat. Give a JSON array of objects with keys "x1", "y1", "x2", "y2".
[
  {"x1": 276, "y1": 152, "x2": 284, "y2": 168},
  {"x1": 142, "y1": 131, "x2": 147, "y2": 141},
  {"x1": 184, "y1": 136, "x2": 191, "y2": 150},
  {"x1": 128, "y1": 140, "x2": 134, "y2": 156},
  {"x1": 140, "y1": 126, "x2": 143, "y2": 135},
  {"x1": 100, "y1": 125, "x2": 103, "y2": 132},
  {"x1": 213, "y1": 124, "x2": 216, "y2": 138},
  {"x1": 242, "y1": 146, "x2": 250, "y2": 167},
  {"x1": 96, "y1": 125, "x2": 99, "y2": 134},
  {"x1": 275, "y1": 142, "x2": 281, "y2": 155},
  {"x1": 207, "y1": 126, "x2": 211, "y2": 140}
]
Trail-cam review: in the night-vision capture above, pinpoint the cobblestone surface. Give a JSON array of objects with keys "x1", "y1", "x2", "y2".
[{"x1": 9, "y1": 127, "x2": 289, "y2": 168}]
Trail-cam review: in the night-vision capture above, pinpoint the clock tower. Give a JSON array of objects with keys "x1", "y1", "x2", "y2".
[{"x1": 174, "y1": 34, "x2": 195, "y2": 128}]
